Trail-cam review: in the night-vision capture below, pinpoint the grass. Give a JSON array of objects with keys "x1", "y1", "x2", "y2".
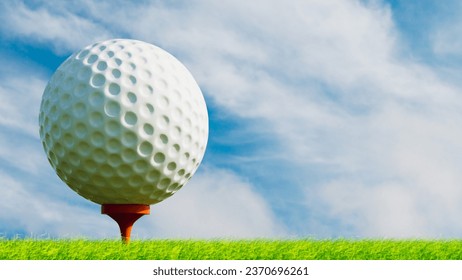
[{"x1": 1, "y1": 239, "x2": 462, "y2": 260}]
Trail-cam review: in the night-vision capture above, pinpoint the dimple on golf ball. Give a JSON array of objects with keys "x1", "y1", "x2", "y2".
[{"x1": 38, "y1": 39, "x2": 208, "y2": 205}]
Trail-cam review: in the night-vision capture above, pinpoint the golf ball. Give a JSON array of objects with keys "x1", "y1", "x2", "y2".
[{"x1": 39, "y1": 39, "x2": 208, "y2": 205}]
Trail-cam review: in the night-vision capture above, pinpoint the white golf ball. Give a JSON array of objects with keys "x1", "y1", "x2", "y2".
[{"x1": 39, "y1": 39, "x2": 208, "y2": 205}]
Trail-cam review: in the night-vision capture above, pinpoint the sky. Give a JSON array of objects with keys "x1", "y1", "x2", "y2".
[{"x1": 2, "y1": 0, "x2": 462, "y2": 239}]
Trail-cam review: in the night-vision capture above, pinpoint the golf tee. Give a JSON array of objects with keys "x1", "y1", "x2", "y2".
[{"x1": 101, "y1": 204, "x2": 150, "y2": 244}]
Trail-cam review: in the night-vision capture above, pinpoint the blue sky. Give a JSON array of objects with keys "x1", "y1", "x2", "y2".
[{"x1": 2, "y1": 0, "x2": 462, "y2": 239}]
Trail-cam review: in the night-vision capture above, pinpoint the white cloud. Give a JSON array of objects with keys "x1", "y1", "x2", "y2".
[
  {"x1": 136, "y1": 166, "x2": 285, "y2": 238},
  {"x1": 0, "y1": 170, "x2": 112, "y2": 238},
  {"x1": 0, "y1": 75, "x2": 44, "y2": 138},
  {"x1": 423, "y1": 1, "x2": 462, "y2": 58},
  {"x1": 0, "y1": 133, "x2": 45, "y2": 176},
  {"x1": 432, "y1": 27, "x2": 462, "y2": 57},
  {"x1": 0, "y1": 55, "x2": 52, "y2": 175},
  {"x1": 0, "y1": 1, "x2": 112, "y2": 54}
]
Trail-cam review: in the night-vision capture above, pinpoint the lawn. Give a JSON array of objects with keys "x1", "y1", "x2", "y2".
[{"x1": 1, "y1": 239, "x2": 462, "y2": 260}]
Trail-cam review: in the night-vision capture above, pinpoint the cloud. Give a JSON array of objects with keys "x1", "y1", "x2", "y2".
[
  {"x1": 0, "y1": 133, "x2": 45, "y2": 176},
  {"x1": 0, "y1": 75, "x2": 44, "y2": 138},
  {"x1": 0, "y1": 169, "x2": 112, "y2": 238},
  {"x1": 136, "y1": 166, "x2": 285, "y2": 238},
  {"x1": 0, "y1": 1, "x2": 112, "y2": 54},
  {"x1": 0, "y1": 54, "x2": 52, "y2": 175},
  {"x1": 433, "y1": 26, "x2": 462, "y2": 58}
]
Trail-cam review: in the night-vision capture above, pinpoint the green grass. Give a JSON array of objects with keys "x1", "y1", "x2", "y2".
[{"x1": 1, "y1": 239, "x2": 462, "y2": 260}]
